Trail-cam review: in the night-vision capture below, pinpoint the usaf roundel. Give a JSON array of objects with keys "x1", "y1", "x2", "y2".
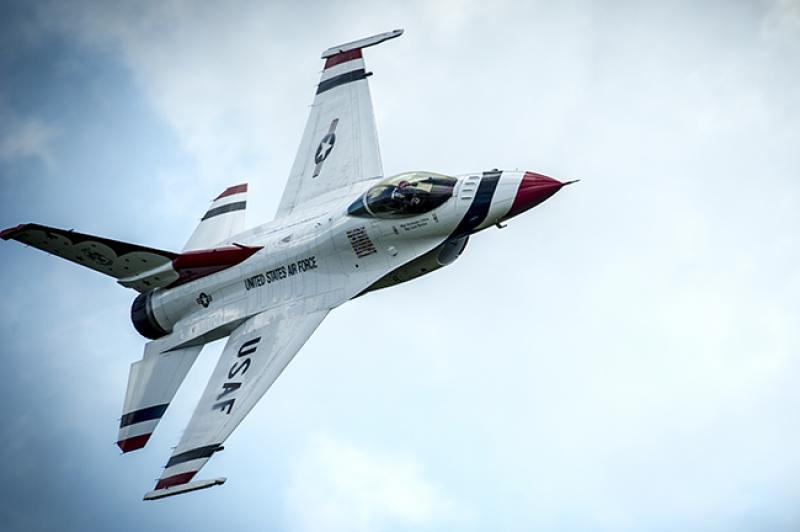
[
  {"x1": 314, "y1": 132, "x2": 336, "y2": 164},
  {"x1": 312, "y1": 118, "x2": 339, "y2": 177}
]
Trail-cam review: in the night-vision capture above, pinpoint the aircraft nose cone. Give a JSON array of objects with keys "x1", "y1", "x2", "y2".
[{"x1": 506, "y1": 171, "x2": 568, "y2": 219}]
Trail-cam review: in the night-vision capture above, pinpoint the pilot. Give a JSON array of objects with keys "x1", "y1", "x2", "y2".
[{"x1": 391, "y1": 180, "x2": 424, "y2": 211}]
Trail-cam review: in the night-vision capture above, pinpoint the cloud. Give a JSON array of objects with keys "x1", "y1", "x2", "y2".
[
  {"x1": 763, "y1": 0, "x2": 800, "y2": 33},
  {"x1": 2, "y1": 1, "x2": 799, "y2": 530},
  {"x1": 42, "y1": 1, "x2": 322, "y2": 217},
  {"x1": 0, "y1": 104, "x2": 58, "y2": 166},
  {"x1": 285, "y1": 434, "x2": 463, "y2": 532}
]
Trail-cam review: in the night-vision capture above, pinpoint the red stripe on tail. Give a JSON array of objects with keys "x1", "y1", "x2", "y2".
[
  {"x1": 215, "y1": 184, "x2": 248, "y2": 200},
  {"x1": 117, "y1": 433, "x2": 152, "y2": 453},
  {"x1": 0, "y1": 224, "x2": 28, "y2": 240}
]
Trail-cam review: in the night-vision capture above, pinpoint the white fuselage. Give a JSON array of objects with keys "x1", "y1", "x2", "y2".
[{"x1": 142, "y1": 170, "x2": 528, "y2": 352}]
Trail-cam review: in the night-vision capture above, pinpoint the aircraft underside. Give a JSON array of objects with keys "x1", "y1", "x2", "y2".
[{"x1": 1, "y1": 29, "x2": 574, "y2": 500}]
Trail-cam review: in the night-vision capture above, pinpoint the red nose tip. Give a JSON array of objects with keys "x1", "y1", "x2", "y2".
[{"x1": 506, "y1": 171, "x2": 567, "y2": 219}]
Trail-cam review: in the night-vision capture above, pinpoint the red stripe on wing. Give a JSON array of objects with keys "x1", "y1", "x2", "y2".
[
  {"x1": 155, "y1": 472, "x2": 197, "y2": 490},
  {"x1": 324, "y1": 49, "x2": 363, "y2": 69}
]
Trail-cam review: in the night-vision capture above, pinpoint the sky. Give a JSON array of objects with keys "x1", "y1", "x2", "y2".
[{"x1": 0, "y1": 0, "x2": 799, "y2": 530}]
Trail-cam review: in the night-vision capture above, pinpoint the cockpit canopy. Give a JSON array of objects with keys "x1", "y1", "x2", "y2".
[{"x1": 347, "y1": 172, "x2": 457, "y2": 219}]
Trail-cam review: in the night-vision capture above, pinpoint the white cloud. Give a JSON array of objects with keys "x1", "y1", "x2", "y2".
[
  {"x1": 6, "y1": 1, "x2": 798, "y2": 530},
  {"x1": 43, "y1": 1, "x2": 324, "y2": 220},
  {"x1": 0, "y1": 107, "x2": 58, "y2": 166},
  {"x1": 285, "y1": 434, "x2": 463, "y2": 532},
  {"x1": 763, "y1": 0, "x2": 800, "y2": 33}
]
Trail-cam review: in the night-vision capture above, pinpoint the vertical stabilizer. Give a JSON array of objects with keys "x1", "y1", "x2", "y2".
[{"x1": 184, "y1": 184, "x2": 248, "y2": 251}]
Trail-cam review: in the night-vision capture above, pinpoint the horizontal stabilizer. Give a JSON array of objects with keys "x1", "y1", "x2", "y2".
[
  {"x1": 1, "y1": 222, "x2": 261, "y2": 292},
  {"x1": 143, "y1": 478, "x2": 226, "y2": 501},
  {"x1": 1, "y1": 223, "x2": 177, "y2": 289},
  {"x1": 117, "y1": 244, "x2": 261, "y2": 292},
  {"x1": 117, "y1": 343, "x2": 203, "y2": 453}
]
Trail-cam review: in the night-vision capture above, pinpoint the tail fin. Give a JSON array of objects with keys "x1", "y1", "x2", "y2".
[{"x1": 183, "y1": 184, "x2": 248, "y2": 251}]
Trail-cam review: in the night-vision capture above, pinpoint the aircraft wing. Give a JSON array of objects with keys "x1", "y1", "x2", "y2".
[
  {"x1": 144, "y1": 302, "x2": 328, "y2": 500},
  {"x1": 274, "y1": 29, "x2": 403, "y2": 219}
]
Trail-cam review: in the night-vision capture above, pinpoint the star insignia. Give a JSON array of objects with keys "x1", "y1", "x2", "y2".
[{"x1": 196, "y1": 292, "x2": 213, "y2": 308}]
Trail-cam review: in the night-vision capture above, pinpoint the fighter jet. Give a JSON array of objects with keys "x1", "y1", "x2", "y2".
[{"x1": 1, "y1": 30, "x2": 575, "y2": 500}]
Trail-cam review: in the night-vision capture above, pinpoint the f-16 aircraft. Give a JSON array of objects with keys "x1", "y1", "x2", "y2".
[{"x1": 1, "y1": 30, "x2": 575, "y2": 500}]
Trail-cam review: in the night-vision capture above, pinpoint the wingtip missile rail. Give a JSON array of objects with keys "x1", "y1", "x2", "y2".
[{"x1": 143, "y1": 477, "x2": 227, "y2": 501}]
